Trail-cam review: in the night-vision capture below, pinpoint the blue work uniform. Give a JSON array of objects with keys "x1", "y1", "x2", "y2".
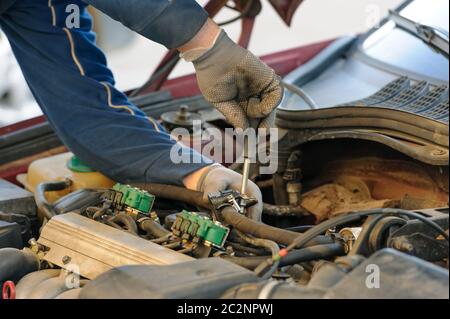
[{"x1": 0, "y1": 0, "x2": 212, "y2": 185}]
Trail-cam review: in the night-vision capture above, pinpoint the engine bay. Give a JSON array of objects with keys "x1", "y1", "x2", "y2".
[{"x1": 1, "y1": 119, "x2": 448, "y2": 299}]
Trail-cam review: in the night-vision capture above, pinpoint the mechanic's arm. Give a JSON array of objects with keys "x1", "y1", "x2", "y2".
[
  {"x1": 180, "y1": 19, "x2": 265, "y2": 220},
  {"x1": 84, "y1": 0, "x2": 282, "y2": 129},
  {"x1": 83, "y1": 1, "x2": 281, "y2": 219}
]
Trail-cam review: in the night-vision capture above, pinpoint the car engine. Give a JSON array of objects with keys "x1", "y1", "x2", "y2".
[{"x1": 0, "y1": 124, "x2": 448, "y2": 299}]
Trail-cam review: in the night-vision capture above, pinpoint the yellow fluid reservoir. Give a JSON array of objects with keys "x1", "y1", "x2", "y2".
[{"x1": 18, "y1": 152, "x2": 115, "y2": 203}]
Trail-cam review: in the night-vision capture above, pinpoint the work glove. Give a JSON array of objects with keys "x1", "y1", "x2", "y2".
[
  {"x1": 192, "y1": 30, "x2": 283, "y2": 130},
  {"x1": 196, "y1": 165, "x2": 263, "y2": 221}
]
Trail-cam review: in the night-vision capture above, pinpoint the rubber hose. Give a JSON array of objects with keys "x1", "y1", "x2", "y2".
[
  {"x1": 35, "y1": 180, "x2": 71, "y2": 221},
  {"x1": 237, "y1": 231, "x2": 280, "y2": 256},
  {"x1": 222, "y1": 243, "x2": 345, "y2": 270},
  {"x1": 139, "y1": 218, "x2": 171, "y2": 238},
  {"x1": 108, "y1": 213, "x2": 138, "y2": 234},
  {"x1": 237, "y1": 231, "x2": 281, "y2": 279},
  {"x1": 221, "y1": 207, "x2": 332, "y2": 247},
  {"x1": 132, "y1": 183, "x2": 332, "y2": 247},
  {"x1": 0, "y1": 248, "x2": 40, "y2": 282},
  {"x1": 263, "y1": 203, "x2": 310, "y2": 217}
]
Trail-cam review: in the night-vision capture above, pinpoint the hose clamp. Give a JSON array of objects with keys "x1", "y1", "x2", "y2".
[{"x1": 208, "y1": 190, "x2": 258, "y2": 218}]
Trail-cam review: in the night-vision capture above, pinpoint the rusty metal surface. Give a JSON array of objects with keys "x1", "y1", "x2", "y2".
[
  {"x1": 315, "y1": 157, "x2": 449, "y2": 203},
  {"x1": 300, "y1": 183, "x2": 399, "y2": 222}
]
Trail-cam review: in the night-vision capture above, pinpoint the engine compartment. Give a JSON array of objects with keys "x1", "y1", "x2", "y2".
[{"x1": 1, "y1": 128, "x2": 448, "y2": 299}]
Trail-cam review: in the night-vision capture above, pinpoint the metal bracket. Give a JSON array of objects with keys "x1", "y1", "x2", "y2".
[{"x1": 208, "y1": 190, "x2": 258, "y2": 219}]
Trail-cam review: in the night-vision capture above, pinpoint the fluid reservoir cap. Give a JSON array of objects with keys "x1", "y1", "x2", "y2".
[
  {"x1": 67, "y1": 156, "x2": 96, "y2": 173},
  {"x1": 161, "y1": 105, "x2": 202, "y2": 132}
]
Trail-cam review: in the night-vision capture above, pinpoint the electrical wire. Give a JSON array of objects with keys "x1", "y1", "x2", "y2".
[
  {"x1": 236, "y1": 230, "x2": 280, "y2": 279},
  {"x1": 281, "y1": 81, "x2": 318, "y2": 110},
  {"x1": 287, "y1": 208, "x2": 449, "y2": 252},
  {"x1": 255, "y1": 208, "x2": 449, "y2": 276}
]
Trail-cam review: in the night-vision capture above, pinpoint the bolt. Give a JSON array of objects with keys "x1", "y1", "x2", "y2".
[
  {"x1": 62, "y1": 255, "x2": 72, "y2": 265},
  {"x1": 392, "y1": 239, "x2": 414, "y2": 253},
  {"x1": 431, "y1": 149, "x2": 447, "y2": 157}
]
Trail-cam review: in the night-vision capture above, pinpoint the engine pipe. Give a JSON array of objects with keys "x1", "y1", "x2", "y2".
[
  {"x1": 139, "y1": 218, "x2": 171, "y2": 239},
  {"x1": 35, "y1": 179, "x2": 72, "y2": 221},
  {"x1": 222, "y1": 243, "x2": 345, "y2": 270},
  {"x1": 131, "y1": 183, "x2": 332, "y2": 247},
  {"x1": 221, "y1": 206, "x2": 332, "y2": 247}
]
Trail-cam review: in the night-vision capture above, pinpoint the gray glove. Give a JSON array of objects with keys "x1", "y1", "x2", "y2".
[
  {"x1": 193, "y1": 30, "x2": 283, "y2": 130},
  {"x1": 196, "y1": 165, "x2": 263, "y2": 221}
]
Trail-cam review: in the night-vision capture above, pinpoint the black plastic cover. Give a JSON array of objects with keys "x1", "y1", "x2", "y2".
[
  {"x1": 0, "y1": 179, "x2": 36, "y2": 217},
  {"x1": 325, "y1": 249, "x2": 449, "y2": 299},
  {"x1": 80, "y1": 258, "x2": 259, "y2": 299},
  {"x1": 0, "y1": 220, "x2": 22, "y2": 249}
]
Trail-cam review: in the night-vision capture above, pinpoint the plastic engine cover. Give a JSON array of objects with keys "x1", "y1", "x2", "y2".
[
  {"x1": 79, "y1": 258, "x2": 259, "y2": 299},
  {"x1": 325, "y1": 249, "x2": 449, "y2": 299}
]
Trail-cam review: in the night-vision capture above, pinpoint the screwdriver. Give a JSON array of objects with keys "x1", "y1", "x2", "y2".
[{"x1": 240, "y1": 118, "x2": 260, "y2": 196}]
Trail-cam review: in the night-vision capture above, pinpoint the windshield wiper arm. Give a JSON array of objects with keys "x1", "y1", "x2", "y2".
[{"x1": 389, "y1": 10, "x2": 449, "y2": 57}]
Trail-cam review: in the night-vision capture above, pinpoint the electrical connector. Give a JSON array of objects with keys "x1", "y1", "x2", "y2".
[
  {"x1": 112, "y1": 184, "x2": 155, "y2": 216},
  {"x1": 172, "y1": 211, "x2": 229, "y2": 248}
]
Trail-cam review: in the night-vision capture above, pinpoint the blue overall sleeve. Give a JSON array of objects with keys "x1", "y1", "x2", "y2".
[
  {"x1": 82, "y1": 0, "x2": 209, "y2": 49},
  {"x1": 0, "y1": 0, "x2": 213, "y2": 185}
]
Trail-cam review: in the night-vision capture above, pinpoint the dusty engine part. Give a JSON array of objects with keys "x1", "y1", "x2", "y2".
[
  {"x1": 37, "y1": 213, "x2": 193, "y2": 279},
  {"x1": 338, "y1": 227, "x2": 362, "y2": 253},
  {"x1": 283, "y1": 150, "x2": 303, "y2": 206},
  {"x1": 15, "y1": 269, "x2": 87, "y2": 299},
  {"x1": 326, "y1": 249, "x2": 449, "y2": 299},
  {"x1": 0, "y1": 211, "x2": 32, "y2": 245},
  {"x1": 0, "y1": 219, "x2": 22, "y2": 249},
  {"x1": 0, "y1": 248, "x2": 40, "y2": 283},
  {"x1": 300, "y1": 183, "x2": 399, "y2": 222},
  {"x1": 0, "y1": 179, "x2": 36, "y2": 218},
  {"x1": 342, "y1": 207, "x2": 449, "y2": 260},
  {"x1": 315, "y1": 157, "x2": 448, "y2": 203},
  {"x1": 222, "y1": 249, "x2": 449, "y2": 299},
  {"x1": 79, "y1": 258, "x2": 259, "y2": 299}
]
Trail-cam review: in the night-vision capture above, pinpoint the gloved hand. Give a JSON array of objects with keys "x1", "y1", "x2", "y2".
[
  {"x1": 196, "y1": 165, "x2": 263, "y2": 221},
  {"x1": 191, "y1": 30, "x2": 283, "y2": 130}
]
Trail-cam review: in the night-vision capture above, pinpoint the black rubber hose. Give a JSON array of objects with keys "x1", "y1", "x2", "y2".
[
  {"x1": 222, "y1": 243, "x2": 345, "y2": 270},
  {"x1": 221, "y1": 207, "x2": 332, "y2": 247},
  {"x1": 35, "y1": 180, "x2": 72, "y2": 221},
  {"x1": 286, "y1": 208, "x2": 450, "y2": 253},
  {"x1": 108, "y1": 214, "x2": 138, "y2": 235},
  {"x1": 263, "y1": 203, "x2": 310, "y2": 217},
  {"x1": 139, "y1": 218, "x2": 171, "y2": 238},
  {"x1": 132, "y1": 183, "x2": 332, "y2": 247},
  {"x1": 0, "y1": 248, "x2": 40, "y2": 282}
]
